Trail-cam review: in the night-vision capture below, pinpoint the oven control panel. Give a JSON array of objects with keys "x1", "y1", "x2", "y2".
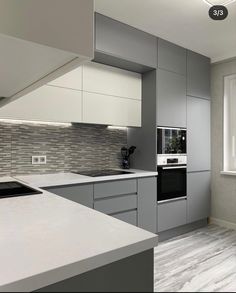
[{"x1": 157, "y1": 154, "x2": 187, "y2": 166}]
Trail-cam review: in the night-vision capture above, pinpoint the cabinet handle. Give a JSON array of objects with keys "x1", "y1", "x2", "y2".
[
  {"x1": 158, "y1": 196, "x2": 187, "y2": 204},
  {"x1": 162, "y1": 166, "x2": 187, "y2": 170}
]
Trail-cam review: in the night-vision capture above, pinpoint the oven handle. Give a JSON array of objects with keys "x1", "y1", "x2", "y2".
[
  {"x1": 158, "y1": 196, "x2": 187, "y2": 204},
  {"x1": 162, "y1": 166, "x2": 187, "y2": 170}
]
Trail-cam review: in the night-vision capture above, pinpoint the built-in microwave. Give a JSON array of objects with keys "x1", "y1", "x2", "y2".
[{"x1": 157, "y1": 127, "x2": 187, "y2": 155}]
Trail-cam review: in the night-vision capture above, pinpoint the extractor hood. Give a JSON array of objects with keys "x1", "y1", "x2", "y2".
[{"x1": 0, "y1": 0, "x2": 94, "y2": 107}]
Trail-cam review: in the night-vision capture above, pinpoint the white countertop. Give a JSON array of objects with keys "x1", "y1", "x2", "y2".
[
  {"x1": 0, "y1": 177, "x2": 158, "y2": 292},
  {"x1": 16, "y1": 169, "x2": 158, "y2": 188}
]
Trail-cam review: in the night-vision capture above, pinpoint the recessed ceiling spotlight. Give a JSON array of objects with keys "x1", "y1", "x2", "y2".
[{"x1": 203, "y1": 0, "x2": 236, "y2": 6}]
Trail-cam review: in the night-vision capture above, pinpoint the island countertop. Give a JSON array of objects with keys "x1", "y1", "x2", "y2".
[{"x1": 0, "y1": 177, "x2": 158, "y2": 292}]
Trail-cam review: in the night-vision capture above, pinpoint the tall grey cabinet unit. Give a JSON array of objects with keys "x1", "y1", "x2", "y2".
[
  {"x1": 157, "y1": 40, "x2": 187, "y2": 128},
  {"x1": 95, "y1": 13, "x2": 157, "y2": 70},
  {"x1": 187, "y1": 51, "x2": 211, "y2": 99},
  {"x1": 187, "y1": 172, "x2": 211, "y2": 223},
  {"x1": 186, "y1": 50, "x2": 211, "y2": 228},
  {"x1": 158, "y1": 39, "x2": 187, "y2": 75},
  {"x1": 187, "y1": 96, "x2": 211, "y2": 172},
  {"x1": 157, "y1": 69, "x2": 187, "y2": 128}
]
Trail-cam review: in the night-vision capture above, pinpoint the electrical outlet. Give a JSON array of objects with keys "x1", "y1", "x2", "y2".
[
  {"x1": 40, "y1": 156, "x2": 47, "y2": 164},
  {"x1": 32, "y1": 156, "x2": 47, "y2": 165}
]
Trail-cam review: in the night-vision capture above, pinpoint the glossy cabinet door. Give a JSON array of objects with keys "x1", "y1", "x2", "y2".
[
  {"x1": 157, "y1": 199, "x2": 187, "y2": 232},
  {"x1": 187, "y1": 51, "x2": 211, "y2": 100},
  {"x1": 83, "y1": 92, "x2": 141, "y2": 127},
  {"x1": 137, "y1": 177, "x2": 157, "y2": 234},
  {"x1": 187, "y1": 96, "x2": 211, "y2": 172},
  {"x1": 0, "y1": 85, "x2": 82, "y2": 123},
  {"x1": 83, "y1": 62, "x2": 142, "y2": 100},
  {"x1": 157, "y1": 69, "x2": 187, "y2": 128},
  {"x1": 187, "y1": 172, "x2": 211, "y2": 223},
  {"x1": 95, "y1": 13, "x2": 157, "y2": 68},
  {"x1": 45, "y1": 184, "x2": 93, "y2": 209},
  {"x1": 158, "y1": 39, "x2": 187, "y2": 75}
]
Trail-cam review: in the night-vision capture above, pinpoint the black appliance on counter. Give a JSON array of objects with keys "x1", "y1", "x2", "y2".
[
  {"x1": 121, "y1": 146, "x2": 136, "y2": 169},
  {"x1": 0, "y1": 181, "x2": 42, "y2": 199},
  {"x1": 157, "y1": 127, "x2": 187, "y2": 203},
  {"x1": 74, "y1": 169, "x2": 134, "y2": 177}
]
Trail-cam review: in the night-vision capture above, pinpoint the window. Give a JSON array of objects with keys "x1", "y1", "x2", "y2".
[{"x1": 224, "y1": 74, "x2": 236, "y2": 172}]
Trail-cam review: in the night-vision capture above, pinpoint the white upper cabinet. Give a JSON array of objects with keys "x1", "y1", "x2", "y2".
[
  {"x1": 0, "y1": 61, "x2": 142, "y2": 127},
  {"x1": 0, "y1": 0, "x2": 94, "y2": 105},
  {"x1": 82, "y1": 62, "x2": 142, "y2": 127},
  {"x1": 48, "y1": 67, "x2": 83, "y2": 91},
  {"x1": 0, "y1": 86, "x2": 82, "y2": 123},
  {"x1": 83, "y1": 92, "x2": 141, "y2": 127},
  {"x1": 83, "y1": 62, "x2": 142, "y2": 100}
]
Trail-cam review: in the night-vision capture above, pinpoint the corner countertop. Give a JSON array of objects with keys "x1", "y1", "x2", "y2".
[
  {"x1": 0, "y1": 177, "x2": 158, "y2": 292},
  {"x1": 15, "y1": 169, "x2": 158, "y2": 188}
]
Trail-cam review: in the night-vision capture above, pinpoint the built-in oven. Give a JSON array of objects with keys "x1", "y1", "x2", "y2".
[
  {"x1": 157, "y1": 127, "x2": 186, "y2": 155},
  {"x1": 157, "y1": 126, "x2": 187, "y2": 202},
  {"x1": 157, "y1": 164, "x2": 187, "y2": 202}
]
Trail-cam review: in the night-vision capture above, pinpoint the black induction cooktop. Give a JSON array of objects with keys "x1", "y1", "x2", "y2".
[
  {"x1": 75, "y1": 169, "x2": 134, "y2": 177},
  {"x1": 0, "y1": 181, "x2": 42, "y2": 199}
]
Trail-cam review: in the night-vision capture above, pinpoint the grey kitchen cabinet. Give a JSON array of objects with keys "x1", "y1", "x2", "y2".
[
  {"x1": 45, "y1": 184, "x2": 93, "y2": 209},
  {"x1": 113, "y1": 210, "x2": 137, "y2": 226},
  {"x1": 94, "y1": 194, "x2": 137, "y2": 215},
  {"x1": 157, "y1": 199, "x2": 187, "y2": 232},
  {"x1": 94, "y1": 179, "x2": 137, "y2": 199},
  {"x1": 94, "y1": 179, "x2": 138, "y2": 226},
  {"x1": 158, "y1": 39, "x2": 187, "y2": 75},
  {"x1": 187, "y1": 171, "x2": 211, "y2": 223},
  {"x1": 187, "y1": 51, "x2": 211, "y2": 99},
  {"x1": 95, "y1": 13, "x2": 157, "y2": 68},
  {"x1": 137, "y1": 177, "x2": 157, "y2": 233},
  {"x1": 157, "y1": 69, "x2": 187, "y2": 128},
  {"x1": 187, "y1": 96, "x2": 211, "y2": 172}
]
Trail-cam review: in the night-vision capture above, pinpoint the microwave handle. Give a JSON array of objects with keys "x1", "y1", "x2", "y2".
[{"x1": 162, "y1": 166, "x2": 187, "y2": 170}]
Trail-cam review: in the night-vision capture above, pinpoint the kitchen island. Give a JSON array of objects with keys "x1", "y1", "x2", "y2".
[{"x1": 0, "y1": 177, "x2": 158, "y2": 292}]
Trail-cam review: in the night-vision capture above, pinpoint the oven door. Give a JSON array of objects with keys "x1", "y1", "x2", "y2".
[{"x1": 157, "y1": 165, "x2": 187, "y2": 202}]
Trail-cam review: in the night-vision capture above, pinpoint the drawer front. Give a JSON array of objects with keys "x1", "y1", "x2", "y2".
[
  {"x1": 157, "y1": 199, "x2": 187, "y2": 232},
  {"x1": 94, "y1": 179, "x2": 137, "y2": 199},
  {"x1": 113, "y1": 210, "x2": 137, "y2": 226},
  {"x1": 45, "y1": 184, "x2": 93, "y2": 208},
  {"x1": 94, "y1": 194, "x2": 137, "y2": 215}
]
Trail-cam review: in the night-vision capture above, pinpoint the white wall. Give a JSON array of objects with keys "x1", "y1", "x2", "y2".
[{"x1": 211, "y1": 58, "x2": 236, "y2": 226}]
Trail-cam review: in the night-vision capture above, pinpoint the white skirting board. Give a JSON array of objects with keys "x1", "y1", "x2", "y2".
[{"x1": 210, "y1": 217, "x2": 236, "y2": 230}]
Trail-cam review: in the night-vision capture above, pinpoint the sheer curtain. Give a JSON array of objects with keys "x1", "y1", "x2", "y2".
[{"x1": 224, "y1": 74, "x2": 236, "y2": 171}]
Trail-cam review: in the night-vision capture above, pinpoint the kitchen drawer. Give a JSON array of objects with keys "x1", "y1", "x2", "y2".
[
  {"x1": 94, "y1": 179, "x2": 137, "y2": 199},
  {"x1": 94, "y1": 194, "x2": 137, "y2": 215},
  {"x1": 45, "y1": 184, "x2": 93, "y2": 209},
  {"x1": 112, "y1": 210, "x2": 137, "y2": 226},
  {"x1": 157, "y1": 199, "x2": 187, "y2": 232}
]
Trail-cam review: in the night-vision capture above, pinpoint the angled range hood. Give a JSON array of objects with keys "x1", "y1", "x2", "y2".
[{"x1": 0, "y1": 0, "x2": 94, "y2": 107}]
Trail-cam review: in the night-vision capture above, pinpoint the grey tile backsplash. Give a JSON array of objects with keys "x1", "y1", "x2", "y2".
[{"x1": 0, "y1": 122, "x2": 127, "y2": 176}]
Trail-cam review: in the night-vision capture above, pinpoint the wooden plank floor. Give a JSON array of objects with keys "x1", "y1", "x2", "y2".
[{"x1": 154, "y1": 225, "x2": 236, "y2": 292}]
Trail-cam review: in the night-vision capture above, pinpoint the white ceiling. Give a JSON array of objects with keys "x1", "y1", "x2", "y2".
[{"x1": 95, "y1": 0, "x2": 236, "y2": 63}]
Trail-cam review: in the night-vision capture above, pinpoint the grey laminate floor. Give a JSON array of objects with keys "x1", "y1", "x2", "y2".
[{"x1": 154, "y1": 225, "x2": 236, "y2": 292}]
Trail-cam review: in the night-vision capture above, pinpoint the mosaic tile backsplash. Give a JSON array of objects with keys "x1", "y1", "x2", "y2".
[{"x1": 0, "y1": 122, "x2": 127, "y2": 176}]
